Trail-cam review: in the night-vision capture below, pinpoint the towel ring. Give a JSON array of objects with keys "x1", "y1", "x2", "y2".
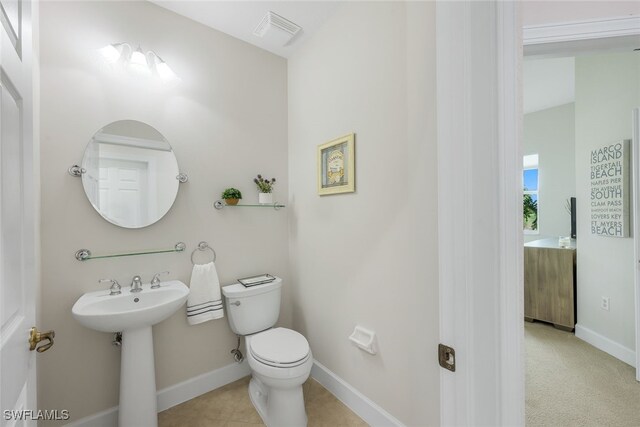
[{"x1": 191, "y1": 241, "x2": 216, "y2": 264}]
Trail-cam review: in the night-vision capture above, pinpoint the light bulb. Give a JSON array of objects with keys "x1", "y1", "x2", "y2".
[
  {"x1": 99, "y1": 44, "x2": 121, "y2": 63},
  {"x1": 156, "y1": 61, "x2": 178, "y2": 82},
  {"x1": 129, "y1": 47, "x2": 150, "y2": 75},
  {"x1": 130, "y1": 48, "x2": 147, "y2": 67}
]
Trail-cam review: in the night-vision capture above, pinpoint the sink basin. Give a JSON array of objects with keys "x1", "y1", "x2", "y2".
[{"x1": 72, "y1": 280, "x2": 189, "y2": 332}]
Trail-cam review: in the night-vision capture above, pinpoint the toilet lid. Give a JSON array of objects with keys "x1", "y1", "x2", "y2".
[{"x1": 250, "y1": 328, "x2": 310, "y2": 367}]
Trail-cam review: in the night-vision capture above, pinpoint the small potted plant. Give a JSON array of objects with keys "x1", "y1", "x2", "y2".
[
  {"x1": 221, "y1": 188, "x2": 242, "y2": 206},
  {"x1": 254, "y1": 174, "x2": 276, "y2": 204}
]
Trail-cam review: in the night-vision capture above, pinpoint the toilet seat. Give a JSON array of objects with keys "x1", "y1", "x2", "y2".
[{"x1": 249, "y1": 327, "x2": 310, "y2": 368}]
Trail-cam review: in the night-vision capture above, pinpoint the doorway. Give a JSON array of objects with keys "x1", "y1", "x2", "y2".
[
  {"x1": 437, "y1": 4, "x2": 640, "y2": 425},
  {"x1": 523, "y1": 15, "x2": 640, "y2": 374},
  {"x1": 522, "y1": 47, "x2": 640, "y2": 424}
]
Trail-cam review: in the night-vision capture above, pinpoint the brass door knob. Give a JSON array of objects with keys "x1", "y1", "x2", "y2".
[{"x1": 29, "y1": 327, "x2": 55, "y2": 353}]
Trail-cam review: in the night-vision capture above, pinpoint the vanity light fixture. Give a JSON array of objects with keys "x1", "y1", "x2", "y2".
[
  {"x1": 148, "y1": 51, "x2": 179, "y2": 83},
  {"x1": 98, "y1": 42, "x2": 179, "y2": 82}
]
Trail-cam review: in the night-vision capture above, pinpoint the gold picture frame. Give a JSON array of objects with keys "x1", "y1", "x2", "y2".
[{"x1": 317, "y1": 133, "x2": 355, "y2": 196}]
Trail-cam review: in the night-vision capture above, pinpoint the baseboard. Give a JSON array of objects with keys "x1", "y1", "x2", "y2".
[
  {"x1": 575, "y1": 323, "x2": 636, "y2": 367},
  {"x1": 64, "y1": 361, "x2": 250, "y2": 427},
  {"x1": 64, "y1": 406, "x2": 118, "y2": 427},
  {"x1": 310, "y1": 360, "x2": 404, "y2": 427}
]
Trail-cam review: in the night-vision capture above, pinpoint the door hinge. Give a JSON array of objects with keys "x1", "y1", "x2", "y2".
[{"x1": 439, "y1": 344, "x2": 455, "y2": 372}]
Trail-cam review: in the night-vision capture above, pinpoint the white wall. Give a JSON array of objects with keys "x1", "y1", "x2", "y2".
[
  {"x1": 575, "y1": 52, "x2": 640, "y2": 352},
  {"x1": 524, "y1": 103, "x2": 576, "y2": 242},
  {"x1": 39, "y1": 1, "x2": 288, "y2": 423},
  {"x1": 288, "y1": 2, "x2": 439, "y2": 425},
  {"x1": 523, "y1": 1, "x2": 640, "y2": 26}
]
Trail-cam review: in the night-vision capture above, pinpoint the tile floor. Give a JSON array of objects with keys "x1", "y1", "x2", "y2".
[{"x1": 159, "y1": 376, "x2": 368, "y2": 427}]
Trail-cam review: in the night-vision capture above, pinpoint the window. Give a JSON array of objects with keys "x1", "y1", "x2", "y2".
[{"x1": 523, "y1": 154, "x2": 539, "y2": 233}]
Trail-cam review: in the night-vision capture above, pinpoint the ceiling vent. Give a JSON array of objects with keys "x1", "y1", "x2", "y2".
[{"x1": 253, "y1": 11, "x2": 302, "y2": 47}]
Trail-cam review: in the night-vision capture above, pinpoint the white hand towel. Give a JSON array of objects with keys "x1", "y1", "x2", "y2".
[{"x1": 187, "y1": 262, "x2": 224, "y2": 325}]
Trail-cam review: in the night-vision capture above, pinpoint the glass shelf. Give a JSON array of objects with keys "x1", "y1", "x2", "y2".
[
  {"x1": 75, "y1": 242, "x2": 186, "y2": 261},
  {"x1": 214, "y1": 200, "x2": 285, "y2": 210}
]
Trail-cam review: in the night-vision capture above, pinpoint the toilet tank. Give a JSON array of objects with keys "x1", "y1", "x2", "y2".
[{"x1": 222, "y1": 277, "x2": 282, "y2": 335}]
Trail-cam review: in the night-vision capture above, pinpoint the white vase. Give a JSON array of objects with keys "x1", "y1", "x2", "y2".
[{"x1": 259, "y1": 193, "x2": 273, "y2": 204}]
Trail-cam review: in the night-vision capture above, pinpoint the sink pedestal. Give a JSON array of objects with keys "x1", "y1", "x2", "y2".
[{"x1": 119, "y1": 326, "x2": 158, "y2": 427}]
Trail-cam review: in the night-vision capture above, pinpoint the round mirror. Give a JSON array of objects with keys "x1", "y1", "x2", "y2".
[{"x1": 81, "y1": 120, "x2": 180, "y2": 228}]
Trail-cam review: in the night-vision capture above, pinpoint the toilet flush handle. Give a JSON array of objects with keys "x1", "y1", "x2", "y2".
[{"x1": 229, "y1": 301, "x2": 240, "y2": 306}]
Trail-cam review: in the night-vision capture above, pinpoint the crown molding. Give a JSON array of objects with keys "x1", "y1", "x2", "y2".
[{"x1": 524, "y1": 16, "x2": 640, "y2": 45}]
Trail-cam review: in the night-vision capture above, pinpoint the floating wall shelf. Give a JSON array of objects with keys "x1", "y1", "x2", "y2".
[{"x1": 213, "y1": 200, "x2": 285, "y2": 211}]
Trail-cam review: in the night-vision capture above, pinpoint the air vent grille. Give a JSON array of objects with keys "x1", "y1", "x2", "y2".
[{"x1": 254, "y1": 11, "x2": 301, "y2": 38}]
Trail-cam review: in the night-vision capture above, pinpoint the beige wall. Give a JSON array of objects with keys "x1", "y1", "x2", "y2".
[
  {"x1": 575, "y1": 52, "x2": 640, "y2": 352},
  {"x1": 287, "y1": 2, "x2": 439, "y2": 425},
  {"x1": 523, "y1": 1, "x2": 640, "y2": 26},
  {"x1": 524, "y1": 103, "x2": 576, "y2": 242},
  {"x1": 39, "y1": 1, "x2": 288, "y2": 423}
]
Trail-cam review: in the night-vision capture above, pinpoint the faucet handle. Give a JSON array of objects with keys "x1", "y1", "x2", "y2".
[
  {"x1": 131, "y1": 275, "x2": 143, "y2": 293},
  {"x1": 99, "y1": 279, "x2": 122, "y2": 296},
  {"x1": 150, "y1": 271, "x2": 170, "y2": 289}
]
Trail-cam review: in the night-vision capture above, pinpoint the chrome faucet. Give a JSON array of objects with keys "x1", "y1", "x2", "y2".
[
  {"x1": 130, "y1": 275, "x2": 143, "y2": 293},
  {"x1": 150, "y1": 271, "x2": 169, "y2": 289},
  {"x1": 99, "y1": 279, "x2": 122, "y2": 296}
]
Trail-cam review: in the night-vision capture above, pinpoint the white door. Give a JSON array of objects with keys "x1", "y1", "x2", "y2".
[
  {"x1": 0, "y1": 0, "x2": 42, "y2": 425},
  {"x1": 98, "y1": 158, "x2": 148, "y2": 227}
]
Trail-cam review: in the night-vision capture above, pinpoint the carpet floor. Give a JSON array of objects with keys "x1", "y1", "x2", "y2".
[{"x1": 526, "y1": 322, "x2": 640, "y2": 426}]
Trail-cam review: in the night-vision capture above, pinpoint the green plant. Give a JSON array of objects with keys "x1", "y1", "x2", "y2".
[
  {"x1": 221, "y1": 188, "x2": 242, "y2": 199},
  {"x1": 523, "y1": 193, "x2": 538, "y2": 230},
  {"x1": 254, "y1": 174, "x2": 276, "y2": 193},
  {"x1": 565, "y1": 198, "x2": 572, "y2": 215}
]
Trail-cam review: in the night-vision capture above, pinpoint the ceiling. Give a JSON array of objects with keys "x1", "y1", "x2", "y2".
[
  {"x1": 150, "y1": 1, "x2": 341, "y2": 58},
  {"x1": 524, "y1": 57, "x2": 575, "y2": 115},
  {"x1": 152, "y1": 2, "x2": 579, "y2": 113}
]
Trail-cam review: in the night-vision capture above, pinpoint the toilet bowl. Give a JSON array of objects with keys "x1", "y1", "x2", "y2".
[
  {"x1": 222, "y1": 277, "x2": 312, "y2": 427},
  {"x1": 246, "y1": 328, "x2": 313, "y2": 426}
]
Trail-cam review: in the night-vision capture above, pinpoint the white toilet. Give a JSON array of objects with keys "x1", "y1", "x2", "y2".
[{"x1": 222, "y1": 277, "x2": 312, "y2": 427}]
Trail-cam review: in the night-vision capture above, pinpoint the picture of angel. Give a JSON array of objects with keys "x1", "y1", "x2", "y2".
[
  {"x1": 317, "y1": 133, "x2": 355, "y2": 195},
  {"x1": 326, "y1": 145, "x2": 345, "y2": 185}
]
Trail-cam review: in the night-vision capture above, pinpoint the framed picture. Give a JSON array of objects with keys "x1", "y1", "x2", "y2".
[{"x1": 317, "y1": 133, "x2": 355, "y2": 195}]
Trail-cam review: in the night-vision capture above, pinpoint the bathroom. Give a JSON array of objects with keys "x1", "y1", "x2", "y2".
[
  {"x1": 5, "y1": 1, "x2": 639, "y2": 426},
  {"x1": 3, "y1": 1, "x2": 438, "y2": 426}
]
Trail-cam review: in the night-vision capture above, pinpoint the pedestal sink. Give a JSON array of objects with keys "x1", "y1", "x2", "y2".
[{"x1": 72, "y1": 280, "x2": 189, "y2": 427}]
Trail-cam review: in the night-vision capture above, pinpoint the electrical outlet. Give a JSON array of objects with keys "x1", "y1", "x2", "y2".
[{"x1": 601, "y1": 297, "x2": 610, "y2": 311}]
